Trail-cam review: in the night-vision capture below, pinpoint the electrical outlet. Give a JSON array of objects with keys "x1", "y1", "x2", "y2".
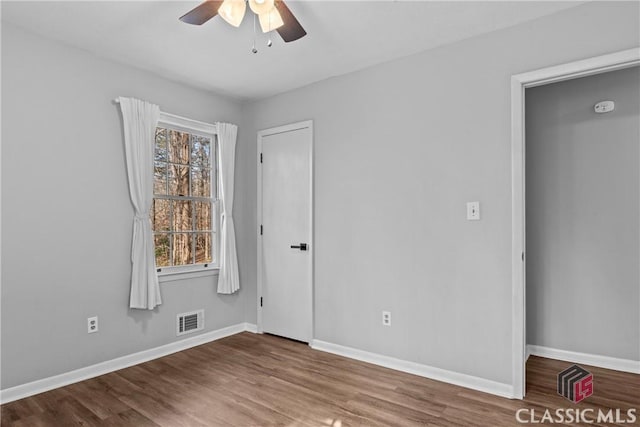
[
  {"x1": 87, "y1": 316, "x2": 98, "y2": 334},
  {"x1": 382, "y1": 311, "x2": 391, "y2": 326}
]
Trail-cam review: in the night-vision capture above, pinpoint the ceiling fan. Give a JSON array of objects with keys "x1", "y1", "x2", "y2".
[{"x1": 179, "y1": 0, "x2": 307, "y2": 43}]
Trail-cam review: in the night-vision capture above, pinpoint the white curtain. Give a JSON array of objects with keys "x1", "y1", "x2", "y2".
[
  {"x1": 217, "y1": 122, "x2": 240, "y2": 294},
  {"x1": 119, "y1": 97, "x2": 162, "y2": 309}
]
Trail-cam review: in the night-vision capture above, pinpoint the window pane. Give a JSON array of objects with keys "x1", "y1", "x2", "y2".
[
  {"x1": 168, "y1": 130, "x2": 190, "y2": 165},
  {"x1": 151, "y1": 199, "x2": 170, "y2": 231},
  {"x1": 195, "y1": 201, "x2": 212, "y2": 231},
  {"x1": 168, "y1": 165, "x2": 190, "y2": 196},
  {"x1": 191, "y1": 167, "x2": 211, "y2": 197},
  {"x1": 154, "y1": 234, "x2": 170, "y2": 267},
  {"x1": 195, "y1": 233, "x2": 212, "y2": 264},
  {"x1": 172, "y1": 200, "x2": 193, "y2": 232},
  {"x1": 191, "y1": 136, "x2": 211, "y2": 167},
  {"x1": 155, "y1": 128, "x2": 167, "y2": 163},
  {"x1": 152, "y1": 125, "x2": 217, "y2": 270},
  {"x1": 154, "y1": 162, "x2": 167, "y2": 195},
  {"x1": 172, "y1": 233, "x2": 193, "y2": 266}
]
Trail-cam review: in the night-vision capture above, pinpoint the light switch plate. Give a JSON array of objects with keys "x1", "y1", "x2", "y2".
[{"x1": 467, "y1": 202, "x2": 480, "y2": 220}]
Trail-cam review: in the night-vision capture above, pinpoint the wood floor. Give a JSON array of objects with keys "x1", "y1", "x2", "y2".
[{"x1": 2, "y1": 332, "x2": 638, "y2": 426}]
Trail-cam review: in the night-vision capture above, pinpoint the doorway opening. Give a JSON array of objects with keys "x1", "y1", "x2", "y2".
[{"x1": 511, "y1": 49, "x2": 640, "y2": 399}]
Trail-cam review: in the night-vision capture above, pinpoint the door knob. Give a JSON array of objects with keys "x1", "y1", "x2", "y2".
[{"x1": 290, "y1": 243, "x2": 308, "y2": 251}]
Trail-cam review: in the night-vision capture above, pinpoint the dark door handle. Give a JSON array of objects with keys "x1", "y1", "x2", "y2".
[{"x1": 290, "y1": 243, "x2": 308, "y2": 251}]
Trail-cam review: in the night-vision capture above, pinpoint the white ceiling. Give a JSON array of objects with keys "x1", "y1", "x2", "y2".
[{"x1": 2, "y1": 1, "x2": 583, "y2": 101}]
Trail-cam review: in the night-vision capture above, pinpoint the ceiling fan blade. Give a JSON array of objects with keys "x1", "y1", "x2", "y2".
[
  {"x1": 274, "y1": 1, "x2": 307, "y2": 42},
  {"x1": 179, "y1": 1, "x2": 224, "y2": 25}
]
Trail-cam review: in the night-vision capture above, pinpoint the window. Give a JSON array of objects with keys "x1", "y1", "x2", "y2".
[{"x1": 151, "y1": 115, "x2": 217, "y2": 274}]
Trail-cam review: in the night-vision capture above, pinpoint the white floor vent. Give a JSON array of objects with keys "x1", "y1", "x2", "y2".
[{"x1": 177, "y1": 310, "x2": 204, "y2": 336}]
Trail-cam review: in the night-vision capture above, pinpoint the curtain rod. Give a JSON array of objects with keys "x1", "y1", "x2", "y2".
[{"x1": 113, "y1": 98, "x2": 218, "y2": 132}]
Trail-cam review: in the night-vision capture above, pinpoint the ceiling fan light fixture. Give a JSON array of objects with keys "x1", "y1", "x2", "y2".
[
  {"x1": 179, "y1": 0, "x2": 306, "y2": 44},
  {"x1": 248, "y1": 0, "x2": 275, "y2": 16},
  {"x1": 258, "y1": 7, "x2": 284, "y2": 33},
  {"x1": 218, "y1": 0, "x2": 246, "y2": 27}
]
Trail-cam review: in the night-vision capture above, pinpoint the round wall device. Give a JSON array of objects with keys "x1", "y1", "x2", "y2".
[{"x1": 594, "y1": 100, "x2": 615, "y2": 113}]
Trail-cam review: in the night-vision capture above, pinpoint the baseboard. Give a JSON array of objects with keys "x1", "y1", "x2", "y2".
[
  {"x1": 244, "y1": 322, "x2": 258, "y2": 333},
  {"x1": 527, "y1": 345, "x2": 640, "y2": 374},
  {"x1": 1, "y1": 322, "x2": 256, "y2": 404},
  {"x1": 310, "y1": 339, "x2": 514, "y2": 399}
]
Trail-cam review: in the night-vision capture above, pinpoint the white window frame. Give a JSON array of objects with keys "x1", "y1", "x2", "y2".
[{"x1": 154, "y1": 112, "x2": 220, "y2": 279}]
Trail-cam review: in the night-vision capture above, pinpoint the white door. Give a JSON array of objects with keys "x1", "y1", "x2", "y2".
[{"x1": 258, "y1": 121, "x2": 312, "y2": 342}]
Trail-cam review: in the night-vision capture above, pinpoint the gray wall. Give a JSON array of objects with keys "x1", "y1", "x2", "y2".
[
  {"x1": 238, "y1": 2, "x2": 640, "y2": 385},
  {"x1": 2, "y1": 1, "x2": 639, "y2": 392},
  {"x1": 526, "y1": 67, "x2": 640, "y2": 360},
  {"x1": 1, "y1": 23, "x2": 247, "y2": 389}
]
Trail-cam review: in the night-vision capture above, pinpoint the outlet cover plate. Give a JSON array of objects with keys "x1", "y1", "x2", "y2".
[
  {"x1": 88, "y1": 316, "x2": 98, "y2": 334},
  {"x1": 382, "y1": 311, "x2": 391, "y2": 326}
]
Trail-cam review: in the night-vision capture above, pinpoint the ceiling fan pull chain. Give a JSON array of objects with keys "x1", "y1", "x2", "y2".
[
  {"x1": 267, "y1": 12, "x2": 273, "y2": 47},
  {"x1": 251, "y1": 13, "x2": 258, "y2": 54}
]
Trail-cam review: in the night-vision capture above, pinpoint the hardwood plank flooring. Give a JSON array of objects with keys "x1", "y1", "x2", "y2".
[{"x1": 2, "y1": 333, "x2": 638, "y2": 426}]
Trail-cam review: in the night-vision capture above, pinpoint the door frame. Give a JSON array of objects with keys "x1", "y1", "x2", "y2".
[
  {"x1": 510, "y1": 48, "x2": 639, "y2": 399},
  {"x1": 257, "y1": 120, "x2": 314, "y2": 340}
]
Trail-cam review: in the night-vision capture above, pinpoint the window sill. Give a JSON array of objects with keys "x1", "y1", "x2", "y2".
[{"x1": 158, "y1": 268, "x2": 219, "y2": 283}]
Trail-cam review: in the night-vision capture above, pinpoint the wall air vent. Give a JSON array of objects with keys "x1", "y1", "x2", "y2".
[{"x1": 177, "y1": 310, "x2": 204, "y2": 336}]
